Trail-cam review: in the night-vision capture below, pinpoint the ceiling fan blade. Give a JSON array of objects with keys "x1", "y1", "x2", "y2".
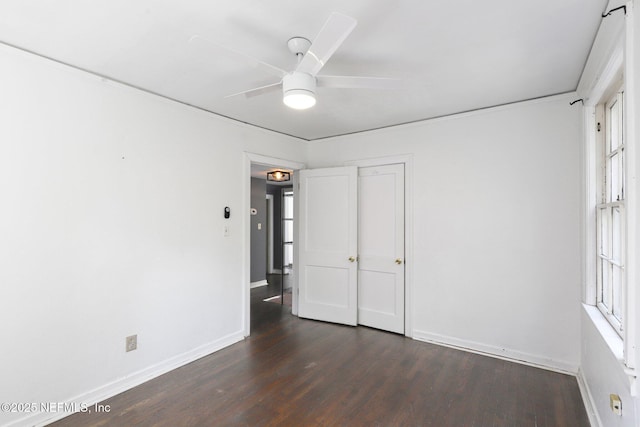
[
  {"x1": 295, "y1": 13, "x2": 357, "y2": 76},
  {"x1": 317, "y1": 75, "x2": 405, "y2": 90},
  {"x1": 189, "y1": 35, "x2": 288, "y2": 79},
  {"x1": 225, "y1": 81, "x2": 282, "y2": 99}
]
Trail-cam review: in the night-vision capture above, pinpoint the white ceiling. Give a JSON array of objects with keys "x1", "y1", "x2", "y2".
[{"x1": 0, "y1": 0, "x2": 608, "y2": 140}]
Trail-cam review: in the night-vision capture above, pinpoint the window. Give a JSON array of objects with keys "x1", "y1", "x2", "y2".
[
  {"x1": 282, "y1": 190, "x2": 294, "y2": 273},
  {"x1": 595, "y1": 87, "x2": 625, "y2": 335}
]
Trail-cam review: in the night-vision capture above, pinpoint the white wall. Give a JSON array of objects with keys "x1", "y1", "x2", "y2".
[
  {"x1": 0, "y1": 43, "x2": 305, "y2": 426},
  {"x1": 307, "y1": 95, "x2": 583, "y2": 372}
]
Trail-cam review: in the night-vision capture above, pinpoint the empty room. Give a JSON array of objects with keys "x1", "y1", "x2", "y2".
[{"x1": 1, "y1": 1, "x2": 639, "y2": 426}]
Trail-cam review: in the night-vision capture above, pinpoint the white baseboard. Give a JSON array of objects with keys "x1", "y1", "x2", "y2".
[
  {"x1": 412, "y1": 329, "x2": 578, "y2": 375},
  {"x1": 576, "y1": 368, "x2": 602, "y2": 427},
  {"x1": 250, "y1": 280, "x2": 268, "y2": 289},
  {"x1": 9, "y1": 331, "x2": 244, "y2": 427}
]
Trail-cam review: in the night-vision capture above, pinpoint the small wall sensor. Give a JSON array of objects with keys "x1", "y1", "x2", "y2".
[
  {"x1": 224, "y1": 207, "x2": 230, "y2": 219},
  {"x1": 250, "y1": 208, "x2": 257, "y2": 215},
  {"x1": 610, "y1": 394, "x2": 622, "y2": 415}
]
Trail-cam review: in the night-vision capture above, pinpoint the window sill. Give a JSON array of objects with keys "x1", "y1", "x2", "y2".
[{"x1": 583, "y1": 303, "x2": 624, "y2": 362}]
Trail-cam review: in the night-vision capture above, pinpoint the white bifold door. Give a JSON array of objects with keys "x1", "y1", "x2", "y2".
[{"x1": 298, "y1": 164, "x2": 405, "y2": 334}]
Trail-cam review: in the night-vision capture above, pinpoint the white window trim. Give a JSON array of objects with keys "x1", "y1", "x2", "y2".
[
  {"x1": 583, "y1": 47, "x2": 623, "y2": 307},
  {"x1": 582, "y1": 2, "x2": 637, "y2": 387},
  {"x1": 584, "y1": 59, "x2": 627, "y2": 329},
  {"x1": 622, "y1": 0, "x2": 637, "y2": 374}
]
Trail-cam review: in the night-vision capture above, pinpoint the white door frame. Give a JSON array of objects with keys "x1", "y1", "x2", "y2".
[
  {"x1": 345, "y1": 155, "x2": 414, "y2": 338},
  {"x1": 243, "y1": 153, "x2": 305, "y2": 337}
]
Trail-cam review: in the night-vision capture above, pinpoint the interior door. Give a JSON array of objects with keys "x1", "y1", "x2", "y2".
[
  {"x1": 357, "y1": 164, "x2": 405, "y2": 333},
  {"x1": 298, "y1": 166, "x2": 358, "y2": 325}
]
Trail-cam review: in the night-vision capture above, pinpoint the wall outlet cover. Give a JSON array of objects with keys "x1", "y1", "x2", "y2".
[{"x1": 126, "y1": 335, "x2": 137, "y2": 352}]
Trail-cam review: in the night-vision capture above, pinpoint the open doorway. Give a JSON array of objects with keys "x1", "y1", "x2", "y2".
[{"x1": 244, "y1": 154, "x2": 305, "y2": 337}]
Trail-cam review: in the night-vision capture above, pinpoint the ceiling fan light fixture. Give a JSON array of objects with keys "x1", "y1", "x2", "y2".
[
  {"x1": 283, "y1": 89, "x2": 316, "y2": 109},
  {"x1": 283, "y1": 72, "x2": 316, "y2": 110}
]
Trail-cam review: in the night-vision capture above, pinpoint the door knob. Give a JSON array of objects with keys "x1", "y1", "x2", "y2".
[
  {"x1": 348, "y1": 256, "x2": 356, "y2": 262},
  {"x1": 395, "y1": 258, "x2": 403, "y2": 265}
]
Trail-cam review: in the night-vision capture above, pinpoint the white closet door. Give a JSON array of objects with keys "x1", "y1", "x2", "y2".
[
  {"x1": 298, "y1": 166, "x2": 358, "y2": 325},
  {"x1": 357, "y1": 164, "x2": 405, "y2": 333}
]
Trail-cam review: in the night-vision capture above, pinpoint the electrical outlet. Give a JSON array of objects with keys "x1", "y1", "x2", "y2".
[
  {"x1": 126, "y1": 335, "x2": 137, "y2": 352},
  {"x1": 610, "y1": 394, "x2": 622, "y2": 416}
]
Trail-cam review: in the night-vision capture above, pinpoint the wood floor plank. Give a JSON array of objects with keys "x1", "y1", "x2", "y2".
[{"x1": 51, "y1": 280, "x2": 590, "y2": 426}]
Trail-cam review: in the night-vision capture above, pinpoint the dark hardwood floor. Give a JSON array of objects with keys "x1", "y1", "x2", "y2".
[{"x1": 52, "y1": 278, "x2": 590, "y2": 426}]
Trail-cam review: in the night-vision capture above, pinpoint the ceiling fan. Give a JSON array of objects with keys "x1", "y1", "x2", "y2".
[{"x1": 189, "y1": 12, "x2": 402, "y2": 110}]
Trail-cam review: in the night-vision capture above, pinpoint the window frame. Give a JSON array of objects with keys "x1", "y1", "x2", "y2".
[
  {"x1": 282, "y1": 189, "x2": 294, "y2": 272},
  {"x1": 595, "y1": 87, "x2": 626, "y2": 336}
]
